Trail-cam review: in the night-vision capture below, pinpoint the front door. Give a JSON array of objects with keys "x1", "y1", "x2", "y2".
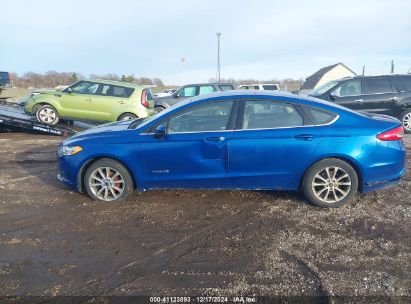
[
  {"x1": 229, "y1": 100, "x2": 322, "y2": 189},
  {"x1": 140, "y1": 100, "x2": 236, "y2": 189},
  {"x1": 329, "y1": 79, "x2": 365, "y2": 111},
  {"x1": 60, "y1": 81, "x2": 100, "y2": 120}
]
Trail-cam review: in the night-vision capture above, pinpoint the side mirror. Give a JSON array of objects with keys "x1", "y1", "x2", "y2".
[
  {"x1": 154, "y1": 124, "x2": 166, "y2": 139},
  {"x1": 329, "y1": 92, "x2": 338, "y2": 100},
  {"x1": 67, "y1": 88, "x2": 73, "y2": 93}
]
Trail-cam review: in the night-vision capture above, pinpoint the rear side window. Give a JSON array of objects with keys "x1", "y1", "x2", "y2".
[
  {"x1": 364, "y1": 78, "x2": 394, "y2": 94},
  {"x1": 242, "y1": 100, "x2": 303, "y2": 129},
  {"x1": 398, "y1": 76, "x2": 411, "y2": 91},
  {"x1": 112, "y1": 86, "x2": 134, "y2": 98},
  {"x1": 218, "y1": 84, "x2": 235, "y2": 91},
  {"x1": 199, "y1": 85, "x2": 216, "y2": 95},
  {"x1": 303, "y1": 106, "x2": 337, "y2": 125}
]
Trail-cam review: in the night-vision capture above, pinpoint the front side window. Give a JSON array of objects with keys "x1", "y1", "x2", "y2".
[
  {"x1": 309, "y1": 80, "x2": 340, "y2": 96},
  {"x1": 364, "y1": 78, "x2": 394, "y2": 94},
  {"x1": 242, "y1": 100, "x2": 303, "y2": 129},
  {"x1": 178, "y1": 86, "x2": 197, "y2": 97},
  {"x1": 332, "y1": 80, "x2": 361, "y2": 97},
  {"x1": 69, "y1": 81, "x2": 99, "y2": 95},
  {"x1": 167, "y1": 101, "x2": 233, "y2": 133}
]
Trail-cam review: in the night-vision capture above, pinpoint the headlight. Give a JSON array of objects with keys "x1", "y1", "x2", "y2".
[{"x1": 58, "y1": 146, "x2": 83, "y2": 157}]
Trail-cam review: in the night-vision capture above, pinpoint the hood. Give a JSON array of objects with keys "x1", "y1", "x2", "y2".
[{"x1": 63, "y1": 120, "x2": 132, "y2": 145}]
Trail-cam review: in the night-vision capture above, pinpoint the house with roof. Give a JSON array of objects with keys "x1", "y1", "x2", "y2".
[{"x1": 300, "y1": 63, "x2": 356, "y2": 94}]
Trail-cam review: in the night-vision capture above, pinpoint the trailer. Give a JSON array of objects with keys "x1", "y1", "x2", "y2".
[{"x1": 0, "y1": 100, "x2": 76, "y2": 137}]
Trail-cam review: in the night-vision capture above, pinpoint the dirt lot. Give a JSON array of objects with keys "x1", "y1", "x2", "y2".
[{"x1": 0, "y1": 132, "x2": 410, "y2": 299}]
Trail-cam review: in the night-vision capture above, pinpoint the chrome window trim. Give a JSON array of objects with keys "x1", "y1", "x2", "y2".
[{"x1": 140, "y1": 115, "x2": 340, "y2": 135}]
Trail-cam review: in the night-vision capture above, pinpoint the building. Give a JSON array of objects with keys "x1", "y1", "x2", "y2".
[{"x1": 300, "y1": 63, "x2": 356, "y2": 94}]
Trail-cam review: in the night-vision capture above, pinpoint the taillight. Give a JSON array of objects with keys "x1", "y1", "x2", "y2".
[
  {"x1": 141, "y1": 89, "x2": 149, "y2": 107},
  {"x1": 376, "y1": 126, "x2": 404, "y2": 141}
]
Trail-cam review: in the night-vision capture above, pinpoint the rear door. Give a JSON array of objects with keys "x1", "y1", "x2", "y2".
[
  {"x1": 229, "y1": 99, "x2": 323, "y2": 189},
  {"x1": 329, "y1": 79, "x2": 365, "y2": 111},
  {"x1": 361, "y1": 77, "x2": 398, "y2": 115},
  {"x1": 91, "y1": 84, "x2": 134, "y2": 121}
]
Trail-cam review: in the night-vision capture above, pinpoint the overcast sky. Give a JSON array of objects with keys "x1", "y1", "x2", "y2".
[{"x1": 1, "y1": 0, "x2": 410, "y2": 84}]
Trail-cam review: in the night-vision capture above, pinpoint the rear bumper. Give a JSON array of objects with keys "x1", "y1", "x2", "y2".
[{"x1": 361, "y1": 168, "x2": 406, "y2": 193}]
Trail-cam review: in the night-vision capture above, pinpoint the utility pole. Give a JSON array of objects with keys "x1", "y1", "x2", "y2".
[
  {"x1": 216, "y1": 32, "x2": 221, "y2": 82},
  {"x1": 362, "y1": 65, "x2": 365, "y2": 76},
  {"x1": 391, "y1": 60, "x2": 394, "y2": 73}
]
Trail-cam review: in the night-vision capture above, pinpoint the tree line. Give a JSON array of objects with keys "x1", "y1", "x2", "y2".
[
  {"x1": 9, "y1": 71, "x2": 165, "y2": 88},
  {"x1": 8, "y1": 71, "x2": 303, "y2": 90}
]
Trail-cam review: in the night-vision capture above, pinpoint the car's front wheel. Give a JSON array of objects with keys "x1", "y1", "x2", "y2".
[
  {"x1": 84, "y1": 158, "x2": 134, "y2": 202},
  {"x1": 400, "y1": 109, "x2": 411, "y2": 134},
  {"x1": 303, "y1": 158, "x2": 358, "y2": 208},
  {"x1": 35, "y1": 104, "x2": 60, "y2": 125}
]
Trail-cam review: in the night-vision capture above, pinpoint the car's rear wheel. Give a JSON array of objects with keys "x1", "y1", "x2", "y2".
[
  {"x1": 303, "y1": 158, "x2": 358, "y2": 208},
  {"x1": 400, "y1": 109, "x2": 411, "y2": 134},
  {"x1": 84, "y1": 158, "x2": 134, "y2": 202},
  {"x1": 155, "y1": 105, "x2": 166, "y2": 113},
  {"x1": 118, "y1": 113, "x2": 138, "y2": 121},
  {"x1": 36, "y1": 104, "x2": 60, "y2": 125}
]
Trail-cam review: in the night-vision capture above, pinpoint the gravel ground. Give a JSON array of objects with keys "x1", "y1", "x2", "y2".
[{"x1": 0, "y1": 132, "x2": 410, "y2": 301}]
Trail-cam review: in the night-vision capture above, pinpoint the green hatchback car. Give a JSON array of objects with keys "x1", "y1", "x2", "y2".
[{"x1": 24, "y1": 79, "x2": 155, "y2": 125}]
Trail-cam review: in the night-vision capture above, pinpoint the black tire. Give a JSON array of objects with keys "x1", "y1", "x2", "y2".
[
  {"x1": 84, "y1": 158, "x2": 134, "y2": 202},
  {"x1": 155, "y1": 105, "x2": 166, "y2": 113},
  {"x1": 400, "y1": 109, "x2": 411, "y2": 134},
  {"x1": 118, "y1": 113, "x2": 138, "y2": 121},
  {"x1": 303, "y1": 158, "x2": 358, "y2": 208},
  {"x1": 35, "y1": 104, "x2": 60, "y2": 125}
]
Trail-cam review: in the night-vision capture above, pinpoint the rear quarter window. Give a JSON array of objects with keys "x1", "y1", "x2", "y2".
[
  {"x1": 218, "y1": 84, "x2": 235, "y2": 91},
  {"x1": 303, "y1": 106, "x2": 337, "y2": 125}
]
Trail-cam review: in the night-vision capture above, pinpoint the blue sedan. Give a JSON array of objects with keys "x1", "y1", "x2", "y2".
[{"x1": 57, "y1": 91, "x2": 406, "y2": 208}]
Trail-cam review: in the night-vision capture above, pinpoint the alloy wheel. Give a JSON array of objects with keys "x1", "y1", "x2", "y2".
[
  {"x1": 311, "y1": 166, "x2": 352, "y2": 203},
  {"x1": 38, "y1": 108, "x2": 57, "y2": 124},
  {"x1": 402, "y1": 113, "x2": 411, "y2": 131},
  {"x1": 88, "y1": 167, "x2": 125, "y2": 201}
]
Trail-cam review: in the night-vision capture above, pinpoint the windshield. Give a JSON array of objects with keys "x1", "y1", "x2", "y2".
[{"x1": 309, "y1": 80, "x2": 339, "y2": 96}]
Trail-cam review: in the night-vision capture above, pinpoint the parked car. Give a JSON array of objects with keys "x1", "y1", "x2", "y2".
[
  {"x1": 0, "y1": 71, "x2": 11, "y2": 94},
  {"x1": 154, "y1": 82, "x2": 236, "y2": 112},
  {"x1": 24, "y1": 79, "x2": 155, "y2": 125},
  {"x1": 154, "y1": 89, "x2": 177, "y2": 98},
  {"x1": 238, "y1": 84, "x2": 280, "y2": 90},
  {"x1": 308, "y1": 74, "x2": 411, "y2": 133},
  {"x1": 57, "y1": 91, "x2": 405, "y2": 208}
]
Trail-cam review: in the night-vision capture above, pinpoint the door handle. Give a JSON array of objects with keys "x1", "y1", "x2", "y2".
[
  {"x1": 293, "y1": 134, "x2": 314, "y2": 141},
  {"x1": 390, "y1": 97, "x2": 399, "y2": 101},
  {"x1": 355, "y1": 99, "x2": 364, "y2": 102},
  {"x1": 204, "y1": 136, "x2": 225, "y2": 143},
  {"x1": 86, "y1": 98, "x2": 93, "y2": 102},
  {"x1": 118, "y1": 100, "x2": 125, "y2": 104}
]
